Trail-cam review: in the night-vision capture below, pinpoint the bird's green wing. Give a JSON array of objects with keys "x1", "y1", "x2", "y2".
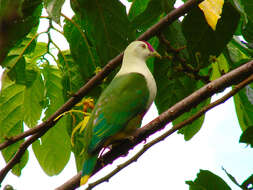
[{"x1": 87, "y1": 73, "x2": 149, "y2": 153}]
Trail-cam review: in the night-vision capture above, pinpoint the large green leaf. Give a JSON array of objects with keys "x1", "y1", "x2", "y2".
[
  {"x1": 1, "y1": 28, "x2": 38, "y2": 70},
  {"x1": 0, "y1": 0, "x2": 42, "y2": 63},
  {"x1": 175, "y1": 97, "x2": 210, "y2": 141},
  {"x1": 182, "y1": 2, "x2": 240, "y2": 68},
  {"x1": 43, "y1": 0, "x2": 65, "y2": 24},
  {"x1": 32, "y1": 125, "x2": 70, "y2": 176},
  {"x1": 23, "y1": 73, "x2": 44, "y2": 127},
  {"x1": 154, "y1": 21, "x2": 209, "y2": 140},
  {"x1": 0, "y1": 81, "x2": 28, "y2": 176},
  {"x1": 0, "y1": 83, "x2": 25, "y2": 138},
  {"x1": 25, "y1": 42, "x2": 48, "y2": 64},
  {"x1": 1, "y1": 122, "x2": 29, "y2": 176},
  {"x1": 234, "y1": 83, "x2": 253, "y2": 131},
  {"x1": 71, "y1": 0, "x2": 135, "y2": 64},
  {"x1": 128, "y1": 0, "x2": 150, "y2": 21},
  {"x1": 154, "y1": 21, "x2": 189, "y2": 114},
  {"x1": 0, "y1": 63, "x2": 43, "y2": 174},
  {"x1": 130, "y1": 0, "x2": 175, "y2": 36},
  {"x1": 32, "y1": 65, "x2": 71, "y2": 176},
  {"x1": 186, "y1": 170, "x2": 231, "y2": 190},
  {"x1": 58, "y1": 50, "x2": 85, "y2": 98},
  {"x1": 63, "y1": 15, "x2": 99, "y2": 81}
]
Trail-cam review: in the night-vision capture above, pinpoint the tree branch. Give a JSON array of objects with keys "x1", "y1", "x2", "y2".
[
  {"x1": 85, "y1": 74, "x2": 253, "y2": 190},
  {"x1": 0, "y1": 0, "x2": 204, "y2": 151},
  {"x1": 56, "y1": 60, "x2": 253, "y2": 190}
]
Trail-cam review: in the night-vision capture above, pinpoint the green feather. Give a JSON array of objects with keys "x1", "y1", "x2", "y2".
[{"x1": 80, "y1": 73, "x2": 149, "y2": 180}]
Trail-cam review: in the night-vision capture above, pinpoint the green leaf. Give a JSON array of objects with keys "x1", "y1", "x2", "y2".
[
  {"x1": 130, "y1": 0, "x2": 175, "y2": 36},
  {"x1": 182, "y1": 2, "x2": 240, "y2": 68},
  {"x1": 0, "y1": 0, "x2": 42, "y2": 63},
  {"x1": 1, "y1": 121, "x2": 29, "y2": 176},
  {"x1": 7, "y1": 57, "x2": 27, "y2": 85},
  {"x1": 224, "y1": 40, "x2": 252, "y2": 68},
  {"x1": 130, "y1": 0, "x2": 163, "y2": 30},
  {"x1": 242, "y1": 19, "x2": 253, "y2": 43},
  {"x1": 63, "y1": 15, "x2": 99, "y2": 81},
  {"x1": 154, "y1": 20, "x2": 208, "y2": 140},
  {"x1": 241, "y1": 0, "x2": 253, "y2": 22},
  {"x1": 128, "y1": 0, "x2": 150, "y2": 21},
  {"x1": 5, "y1": 56, "x2": 39, "y2": 87},
  {"x1": 25, "y1": 42, "x2": 48, "y2": 64},
  {"x1": 58, "y1": 50, "x2": 84, "y2": 97},
  {"x1": 0, "y1": 83, "x2": 25, "y2": 137},
  {"x1": 186, "y1": 170, "x2": 232, "y2": 190},
  {"x1": 71, "y1": 0, "x2": 135, "y2": 64},
  {"x1": 1, "y1": 31, "x2": 38, "y2": 69},
  {"x1": 233, "y1": 84, "x2": 253, "y2": 131},
  {"x1": 210, "y1": 53, "x2": 230, "y2": 81},
  {"x1": 154, "y1": 21, "x2": 189, "y2": 114},
  {"x1": 32, "y1": 65, "x2": 71, "y2": 176},
  {"x1": 239, "y1": 126, "x2": 253, "y2": 147},
  {"x1": 176, "y1": 97, "x2": 210, "y2": 140},
  {"x1": 0, "y1": 82, "x2": 29, "y2": 176},
  {"x1": 23, "y1": 72, "x2": 44, "y2": 127},
  {"x1": 43, "y1": 0, "x2": 65, "y2": 24},
  {"x1": 32, "y1": 124, "x2": 71, "y2": 176}
]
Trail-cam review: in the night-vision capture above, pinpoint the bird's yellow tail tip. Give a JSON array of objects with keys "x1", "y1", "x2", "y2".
[{"x1": 80, "y1": 175, "x2": 90, "y2": 186}]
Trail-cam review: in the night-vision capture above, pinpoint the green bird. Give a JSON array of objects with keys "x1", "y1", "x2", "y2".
[{"x1": 80, "y1": 40, "x2": 160, "y2": 186}]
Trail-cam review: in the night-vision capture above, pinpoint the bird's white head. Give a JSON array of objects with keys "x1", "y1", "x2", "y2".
[{"x1": 124, "y1": 41, "x2": 161, "y2": 61}]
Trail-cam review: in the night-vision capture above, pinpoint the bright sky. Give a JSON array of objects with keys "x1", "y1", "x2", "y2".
[{"x1": 1, "y1": 1, "x2": 253, "y2": 190}]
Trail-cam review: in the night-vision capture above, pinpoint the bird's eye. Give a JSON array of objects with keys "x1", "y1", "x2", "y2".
[{"x1": 140, "y1": 44, "x2": 146, "y2": 49}]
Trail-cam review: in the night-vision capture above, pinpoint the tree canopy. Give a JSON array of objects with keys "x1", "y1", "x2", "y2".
[{"x1": 0, "y1": 0, "x2": 253, "y2": 189}]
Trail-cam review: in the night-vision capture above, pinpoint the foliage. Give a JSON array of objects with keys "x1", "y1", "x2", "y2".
[{"x1": 0, "y1": 0, "x2": 253, "y2": 189}]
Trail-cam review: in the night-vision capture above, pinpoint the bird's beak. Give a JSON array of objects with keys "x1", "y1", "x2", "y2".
[{"x1": 152, "y1": 51, "x2": 162, "y2": 59}]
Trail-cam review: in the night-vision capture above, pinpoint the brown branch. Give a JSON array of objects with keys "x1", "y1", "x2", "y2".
[
  {"x1": 136, "y1": 0, "x2": 204, "y2": 40},
  {"x1": 0, "y1": 0, "x2": 204, "y2": 151},
  {"x1": 0, "y1": 0, "x2": 206, "y2": 184},
  {"x1": 56, "y1": 60, "x2": 253, "y2": 190},
  {"x1": 85, "y1": 74, "x2": 253, "y2": 190}
]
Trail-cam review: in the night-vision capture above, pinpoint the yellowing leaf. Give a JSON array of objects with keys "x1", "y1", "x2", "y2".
[
  {"x1": 71, "y1": 114, "x2": 91, "y2": 146},
  {"x1": 199, "y1": 0, "x2": 224, "y2": 30}
]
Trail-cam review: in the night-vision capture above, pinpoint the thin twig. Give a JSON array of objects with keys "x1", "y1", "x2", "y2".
[
  {"x1": 56, "y1": 60, "x2": 253, "y2": 190},
  {"x1": 85, "y1": 75, "x2": 253, "y2": 190}
]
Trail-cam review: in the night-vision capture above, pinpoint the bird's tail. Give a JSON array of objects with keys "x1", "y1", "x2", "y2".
[{"x1": 80, "y1": 153, "x2": 98, "y2": 186}]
